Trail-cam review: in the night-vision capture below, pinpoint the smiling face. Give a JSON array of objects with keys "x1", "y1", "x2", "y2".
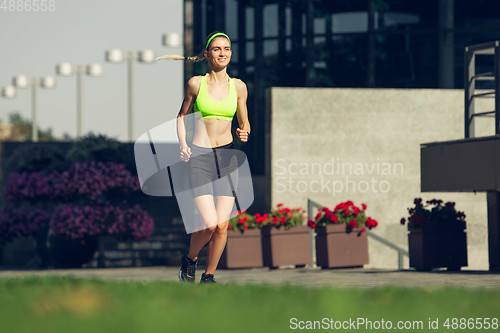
[{"x1": 205, "y1": 36, "x2": 232, "y2": 68}]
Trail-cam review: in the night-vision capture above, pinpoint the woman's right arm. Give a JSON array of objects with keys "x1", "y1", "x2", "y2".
[{"x1": 177, "y1": 76, "x2": 200, "y2": 162}]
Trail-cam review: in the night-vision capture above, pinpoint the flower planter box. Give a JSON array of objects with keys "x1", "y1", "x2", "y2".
[
  {"x1": 261, "y1": 225, "x2": 311, "y2": 268},
  {"x1": 408, "y1": 221, "x2": 468, "y2": 271},
  {"x1": 219, "y1": 229, "x2": 263, "y2": 269},
  {"x1": 315, "y1": 224, "x2": 369, "y2": 268}
]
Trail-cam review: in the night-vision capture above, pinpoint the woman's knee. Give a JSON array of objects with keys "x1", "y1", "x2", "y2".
[
  {"x1": 205, "y1": 225, "x2": 217, "y2": 233},
  {"x1": 214, "y1": 221, "x2": 228, "y2": 235}
]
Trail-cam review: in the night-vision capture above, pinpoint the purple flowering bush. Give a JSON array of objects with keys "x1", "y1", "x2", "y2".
[
  {"x1": 2, "y1": 160, "x2": 154, "y2": 244},
  {"x1": 62, "y1": 161, "x2": 140, "y2": 201},
  {"x1": 3, "y1": 170, "x2": 65, "y2": 201},
  {"x1": 49, "y1": 204, "x2": 154, "y2": 242},
  {"x1": 0, "y1": 207, "x2": 50, "y2": 248},
  {"x1": 4, "y1": 161, "x2": 140, "y2": 202}
]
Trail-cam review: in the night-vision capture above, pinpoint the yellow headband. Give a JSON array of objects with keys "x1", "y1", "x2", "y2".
[{"x1": 205, "y1": 33, "x2": 231, "y2": 50}]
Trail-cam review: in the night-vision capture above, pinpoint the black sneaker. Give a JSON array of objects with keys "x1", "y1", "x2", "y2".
[
  {"x1": 200, "y1": 272, "x2": 216, "y2": 283},
  {"x1": 178, "y1": 254, "x2": 197, "y2": 283}
]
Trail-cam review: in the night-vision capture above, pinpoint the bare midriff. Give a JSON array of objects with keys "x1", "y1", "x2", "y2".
[{"x1": 192, "y1": 117, "x2": 233, "y2": 148}]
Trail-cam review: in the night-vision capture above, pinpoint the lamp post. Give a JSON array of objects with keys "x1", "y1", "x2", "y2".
[
  {"x1": 11, "y1": 75, "x2": 56, "y2": 142},
  {"x1": 1, "y1": 86, "x2": 16, "y2": 128},
  {"x1": 56, "y1": 62, "x2": 103, "y2": 138},
  {"x1": 105, "y1": 49, "x2": 156, "y2": 141}
]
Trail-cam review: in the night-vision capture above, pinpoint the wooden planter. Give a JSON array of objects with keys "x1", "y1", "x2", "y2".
[
  {"x1": 408, "y1": 221, "x2": 468, "y2": 271},
  {"x1": 219, "y1": 229, "x2": 263, "y2": 269},
  {"x1": 261, "y1": 225, "x2": 311, "y2": 268},
  {"x1": 315, "y1": 224, "x2": 369, "y2": 268}
]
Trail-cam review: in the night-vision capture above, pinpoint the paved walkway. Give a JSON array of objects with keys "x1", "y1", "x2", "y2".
[{"x1": 2, "y1": 266, "x2": 500, "y2": 289}]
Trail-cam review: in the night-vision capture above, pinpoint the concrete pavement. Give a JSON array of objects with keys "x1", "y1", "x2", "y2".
[{"x1": 1, "y1": 266, "x2": 500, "y2": 289}]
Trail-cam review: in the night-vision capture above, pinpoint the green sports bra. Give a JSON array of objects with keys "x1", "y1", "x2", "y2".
[{"x1": 194, "y1": 74, "x2": 237, "y2": 121}]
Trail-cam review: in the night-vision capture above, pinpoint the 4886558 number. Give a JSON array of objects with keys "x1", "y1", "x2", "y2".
[
  {"x1": 1, "y1": 0, "x2": 55, "y2": 11},
  {"x1": 443, "y1": 318, "x2": 498, "y2": 330}
]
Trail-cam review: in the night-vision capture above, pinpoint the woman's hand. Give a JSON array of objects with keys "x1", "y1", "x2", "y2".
[
  {"x1": 236, "y1": 128, "x2": 249, "y2": 142},
  {"x1": 180, "y1": 145, "x2": 192, "y2": 162}
]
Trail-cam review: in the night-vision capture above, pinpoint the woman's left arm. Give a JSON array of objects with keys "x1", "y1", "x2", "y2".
[{"x1": 235, "y1": 79, "x2": 250, "y2": 142}]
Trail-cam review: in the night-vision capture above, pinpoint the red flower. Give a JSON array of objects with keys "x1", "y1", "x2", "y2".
[
  {"x1": 228, "y1": 224, "x2": 232, "y2": 229},
  {"x1": 360, "y1": 227, "x2": 365, "y2": 233},
  {"x1": 343, "y1": 209, "x2": 350, "y2": 215},
  {"x1": 243, "y1": 225, "x2": 249, "y2": 230},
  {"x1": 238, "y1": 218, "x2": 245, "y2": 224},
  {"x1": 428, "y1": 199, "x2": 442, "y2": 206},
  {"x1": 414, "y1": 198, "x2": 422, "y2": 205},
  {"x1": 365, "y1": 217, "x2": 378, "y2": 229},
  {"x1": 400, "y1": 218, "x2": 406, "y2": 225},
  {"x1": 349, "y1": 219, "x2": 357, "y2": 228},
  {"x1": 284, "y1": 208, "x2": 291, "y2": 213},
  {"x1": 329, "y1": 215, "x2": 339, "y2": 223},
  {"x1": 244, "y1": 216, "x2": 249, "y2": 222},
  {"x1": 308, "y1": 219, "x2": 317, "y2": 228},
  {"x1": 255, "y1": 213, "x2": 268, "y2": 223},
  {"x1": 278, "y1": 209, "x2": 283, "y2": 214},
  {"x1": 255, "y1": 213, "x2": 261, "y2": 218},
  {"x1": 346, "y1": 200, "x2": 354, "y2": 206},
  {"x1": 353, "y1": 207, "x2": 360, "y2": 216},
  {"x1": 361, "y1": 203, "x2": 367, "y2": 210},
  {"x1": 277, "y1": 203, "x2": 283, "y2": 207},
  {"x1": 280, "y1": 215, "x2": 286, "y2": 224}
]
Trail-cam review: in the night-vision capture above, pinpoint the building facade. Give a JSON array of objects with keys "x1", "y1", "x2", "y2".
[{"x1": 183, "y1": 0, "x2": 500, "y2": 208}]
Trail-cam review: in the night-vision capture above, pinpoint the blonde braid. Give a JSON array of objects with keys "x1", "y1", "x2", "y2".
[{"x1": 155, "y1": 53, "x2": 206, "y2": 62}]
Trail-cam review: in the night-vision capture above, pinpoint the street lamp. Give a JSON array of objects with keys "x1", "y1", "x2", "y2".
[
  {"x1": 1, "y1": 85, "x2": 16, "y2": 99},
  {"x1": 163, "y1": 33, "x2": 182, "y2": 48},
  {"x1": 11, "y1": 75, "x2": 56, "y2": 142},
  {"x1": 105, "y1": 49, "x2": 156, "y2": 141},
  {"x1": 56, "y1": 62, "x2": 104, "y2": 138}
]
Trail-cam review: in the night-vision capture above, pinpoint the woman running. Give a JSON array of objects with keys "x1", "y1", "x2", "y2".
[{"x1": 173, "y1": 32, "x2": 250, "y2": 283}]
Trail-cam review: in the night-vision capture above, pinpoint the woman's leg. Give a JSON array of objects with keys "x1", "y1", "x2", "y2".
[
  {"x1": 205, "y1": 195, "x2": 235, "y2": 274},
  {"x1": 187, "y1": 194, "x2": 218, "y2": 260}
]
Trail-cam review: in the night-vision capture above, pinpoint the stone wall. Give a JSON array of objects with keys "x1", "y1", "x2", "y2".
[{"x1": 267, "y1": 88, "x2": 493, "y2": 270}]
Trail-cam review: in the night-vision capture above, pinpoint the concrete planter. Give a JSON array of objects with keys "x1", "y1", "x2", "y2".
[
  {"x1": 261, "y1": 225, "x2": 311, "y2": 268},
  {"x1": 408, "y1": 221, "x2": 468, "y2": 271},
  {"x1": 219, "y1": 229, "x2": 263, "y2": 269},
  {"x1": 315, "y1": 224, "x2": 369, "y2": 268}
]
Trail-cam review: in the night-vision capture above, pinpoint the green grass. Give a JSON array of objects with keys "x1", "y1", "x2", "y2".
[{"x1": 0, "y1": 276, "x2": 499, "y2": 332}]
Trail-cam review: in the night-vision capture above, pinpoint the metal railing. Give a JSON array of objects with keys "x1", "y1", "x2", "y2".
[
  {"x1": 464, "y1": 41, "x2": 500, "y2": 138},
  {"x1": 307, "y1": 199, "x2": 409, "y2": 270}
]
